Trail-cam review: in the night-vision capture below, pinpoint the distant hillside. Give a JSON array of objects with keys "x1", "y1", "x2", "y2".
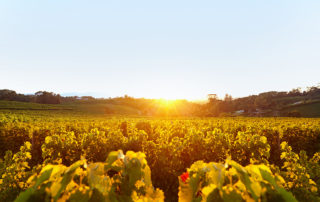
[
  {"x1": 0, "y1": 100, "x2": 68, "y2": 110},
  {"x1": 0, "y1": 84, "x2": 320, "y2": 117},
  {"x1": 203, "y1": 85, "x2": 320, "y2": 117},
  {"x1": 281, "y1": 101, "x2": 320, "y2": 117},
  {"x1": 0, "y1": 100, "x2": 141, "y2": 115}
]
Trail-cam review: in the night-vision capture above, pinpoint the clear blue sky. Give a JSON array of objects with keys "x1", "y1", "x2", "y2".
[{"x1": 1, "y1": 0, "x2": 319, "y2": 100}]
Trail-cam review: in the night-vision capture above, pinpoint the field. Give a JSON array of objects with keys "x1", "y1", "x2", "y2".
[
  {"x1": 281, "y1": 101, "x2": 320, "y2": 117},
  {"x1": 0, "y1": 110, "x2": 320, "y2": 201},
  {"x1": 0, "y1": 100, "x2": 140, "y2": 115}
]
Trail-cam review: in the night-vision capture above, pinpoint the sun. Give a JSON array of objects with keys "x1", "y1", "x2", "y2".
[
  {"x1": 152, "y1": 98, "x2": 180, "y2": 116},
  {"x1": 157, "y1": 98, "x2": 176, "y2": 108}
]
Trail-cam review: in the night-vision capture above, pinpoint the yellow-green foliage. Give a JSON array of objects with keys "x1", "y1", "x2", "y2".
[
  {"x1": 0, "y1": 142, "x2": 32, "y2": 201},
  {"x1": 14, "y1": 150, "x2": 299, "y2": 202},
  {"x1": 178, "y1": 159, "x2": 296, "y2": 202},
  {"x1": 280, "y1": 142, "x2": 320, "y2": 201},
  {"x1": 0, "y1": 111, "x2": 319, "y2": 201},
  {"x1": 15, "y1": 150, "x2": 164, "y2": 202}
]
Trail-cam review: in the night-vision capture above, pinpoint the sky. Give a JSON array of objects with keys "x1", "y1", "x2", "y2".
[{"x1": 0, "y1": 0, "x2": 319, "y2": 100}]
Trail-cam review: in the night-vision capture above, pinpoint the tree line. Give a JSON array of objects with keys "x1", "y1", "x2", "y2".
[
  {"x1": 204, "y1": 84, "x2": 320, "y2": 116},
  {"x1": 0, "y1": 90, "x2": 61, "y2": 104},
  {"x1": 0, "y1": 84, "x2": 319, "y2": 116}
]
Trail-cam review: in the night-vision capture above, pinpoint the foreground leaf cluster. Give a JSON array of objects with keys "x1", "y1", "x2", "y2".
[
  {"x1": 16, "y1": 150, "x2": 164, "y2": 202},
  {"x1": 15, "y1": 150, "x2": 298, "y2": 202},
  {"x1": 0, "y1": 114, "x2": 319, "y2": 201}
]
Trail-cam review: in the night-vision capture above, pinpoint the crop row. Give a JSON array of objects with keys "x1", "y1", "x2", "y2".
[{"x1": 0, "y1": 114, "x2": 319, "y2": 201}]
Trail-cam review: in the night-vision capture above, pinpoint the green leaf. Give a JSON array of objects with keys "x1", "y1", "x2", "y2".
[
  {"x1": 207, "y1": 162, "x2": 225, "y2": 189},
  {"x1": 221, "y1": 187, "x2": 242, "y2": 202},
  {"x1": 259, "y1": 168, "x2": 277, "y2": 188},
  {"x1": 51, "y1": 160, "x2": 84, "y2": 201},
  {"x1": 88, "y1": 163, "x2": 111, "y2": 196},
  {"x1": 34, "y1": 167, "x2": 53, "y2": 188},
  {"x1": 106, "y1": 151, "x2": 120, "y2": 165},
  {"x1": 14, "y1": 188, "x2": 35, "y2": 202},
  {"x1": 68, "y1": 188, "x2": 92, "y2": 202},
  {"x1": 277, "y1": 187, "x2": 298, "y2": 202},
  {"x1": 229, "y1": 161, "x2": 258, "y2": 200}
]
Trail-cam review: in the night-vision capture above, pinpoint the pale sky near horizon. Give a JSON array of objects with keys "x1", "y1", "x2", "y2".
[{"x1": 0, "y1": 1, "x2": 319, "y2": 100}]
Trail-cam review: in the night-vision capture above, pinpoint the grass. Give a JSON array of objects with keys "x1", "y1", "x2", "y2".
[
  {"x1": 66, "y1": 103, "x2": 140, "y2": 115},
  {"x1": 0, "y1": 100, "x2": 69, "y2": 110},
  {"x1": 281, "y1": 102, "x2": 320, "y2": 117},
  {"x1": 1, "y1": 99, "x2": 320, "y2": 117},
  {"x1": 0, "y1": 100, "x2": 140, "y2": 115}
]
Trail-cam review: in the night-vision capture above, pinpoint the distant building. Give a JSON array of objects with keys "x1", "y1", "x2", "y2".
[
  {"x1": 291, "y1": 101, "x2": 303, "y2": 106},
  {"x1": 234, "y1": 110, "x2": 244, "y2": 115}
]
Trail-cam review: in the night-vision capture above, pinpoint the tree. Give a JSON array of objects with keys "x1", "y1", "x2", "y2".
[
  {"x1": 0, "y1": 89, "x2": 17, "y2": 100},
  {"x1": 288, "y1": 88, "x2": 302, "y2": 96},
  {"x1": 35, "y1": 91, "x2": 61, "y2": 104},
  {"x1": 224, "y1": 94, "x2": 232, "y2": 102}
]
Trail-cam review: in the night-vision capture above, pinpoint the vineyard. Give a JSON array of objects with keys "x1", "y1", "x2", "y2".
[{"x1": 0, "y1": 111, "x2": 320, "y2": 201}]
